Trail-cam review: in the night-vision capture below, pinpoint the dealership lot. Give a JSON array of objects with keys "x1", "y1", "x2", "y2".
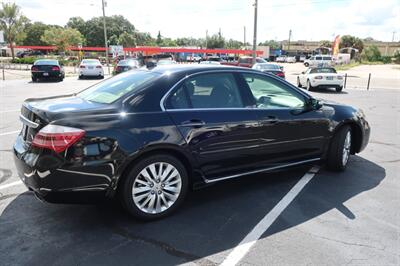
[{"x1": 0, "y1": 70, "x2": 399, "y2": 265}]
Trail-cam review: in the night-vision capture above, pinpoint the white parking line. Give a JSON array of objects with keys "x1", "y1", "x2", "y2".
[
  {"x1": 221, "y1": 166, "x2": 320, "y2": 266},
  {"x1": 0, "y1": 180, "x2": 23, "y2": 191},
  {"x1": 0, "y1": 130, "x2": 20, "y2": 136}
]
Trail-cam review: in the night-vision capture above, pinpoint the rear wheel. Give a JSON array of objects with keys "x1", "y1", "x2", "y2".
[
  {"x1": 327, "y1": 125, "x2": 352, "y2": 171},
  {"x1": 336, "y1": 86, "x2": 343, "y2": 92},
  {"x1": 304, "y1": 62, "x2": 309, "y2": 67},
  {"x1": 297, "y1": 77, "x2": 302, "y2": 88},
  {"x1": 307, "y1": 80, "x2": 314, "y2": 91},
  {"x1": 120, "y1": 154, "x2": 188, "y2": 220},
  {"x1": 31, "y1": 77, "x2": 37, "y2": 82}
]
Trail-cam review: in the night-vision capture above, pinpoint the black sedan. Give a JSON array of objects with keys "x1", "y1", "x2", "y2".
[
  {"x1": 14, "y1": 65, "x2": 370, "y2": 220},
  {"x1": 31, "y1": 59, "x2": 65, "y2": 82},
  {"x1": 252, "y1": 63, "x2": 285, "y2": 79},
  {"x1": 114, "y1": 59, "x2": 141, "y2": 74}
]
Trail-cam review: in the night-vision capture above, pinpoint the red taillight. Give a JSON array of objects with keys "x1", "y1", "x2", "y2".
[
  {"x1": 32, "y1": 125, "x2": 85, "y2": 153},
  {"x1": 96, "y1": 65, "x2": 102, "y2": 68},
  {"x1": 79, "y1": 65, "x2": 86, "y2": 68},
  {"x1": 314, "y1": 76, "x2": 323, "y2": 80},
  {"x1": 277, "y1": 72, "x2": 285, "y2": 77},
  {"x1": 31, "y1": 66, "x2": 39, "y2": 72},
  {"x1": 116, "y1": 66, "x2": 123, "y2": 71},
  {"x1": 51, "y1": 66, "x2": 60, "y2": 71}
]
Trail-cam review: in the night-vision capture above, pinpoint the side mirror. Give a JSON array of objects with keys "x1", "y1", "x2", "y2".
[{"x1": 309, "y1": 98, "x2": 322, "y2": 110}]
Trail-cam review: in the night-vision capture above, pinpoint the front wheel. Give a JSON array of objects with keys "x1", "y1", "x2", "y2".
[
  {"x1": 336, "y1": 86, "x2": 343, "y2": 92},
  {"x1": 31, "y1": 77, "x2": 37, "y2": 82},
  {"x1": 304, "y1": 62, "x2": 309, "y2": 67},
  {"x1": 307, "y1": 80, "x2": 314, "y2": 91},
  {"x1": 327, "y1": 126, "x2": 352, "y2": 171},
  {"x1": 297, "y1": 77, "x2": 302, "y2": 88},
  {"x1": 120, "y1": 154, "x2": 188, "y2": 220}
]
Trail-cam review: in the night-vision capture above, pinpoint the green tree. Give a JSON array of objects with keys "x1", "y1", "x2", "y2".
[
  {"x1": 156, "y1": 31, "x2": 162, "y2": 46},
  {"x1": 206, "y1": 33, "x2": 225, "y2": 49},
  {"x1": 319, "y1": 40, "x2": 332, "y2": 48},
  {"x1": 66, "y1": 17, "x2": 87, "y2": 37},
  {"x1": 361, "y1": 45, "x2": 382, "y2": 62},
  {"x1": 22, "y1": 22, "x2": 51, "y2": 46},
  {"x1": 226, "y1": 39, "x2": 243, "y2": 49},
  {"x1": 118, "y1": 32, "x2": 136, "y2": 47},
  {"x1": 259, "y1": 40, "x2": 280, "y2": 49},
  {"x1": 340, "y1": 35, "x2": 364, "y2": 53},
  {"x1": 41, "y1": 27, "x2": 85, "y2": 52},
  {"x1": 135, "y1": 31, "x2": 156, "y2": 46},
  {"x1": 0, "y1": 3, "x2": 29, "y2": 58}
]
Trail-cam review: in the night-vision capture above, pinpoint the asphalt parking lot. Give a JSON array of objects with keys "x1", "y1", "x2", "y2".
[{"x1": 0, "y1": 70, "x2": 399, "y2": 265}]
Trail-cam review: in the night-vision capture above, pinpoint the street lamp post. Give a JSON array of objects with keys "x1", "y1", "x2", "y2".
[
  {"x1": 252, "y1": 0, "x2": 258, "y2": 65},
  {"x1": 102, "y1": 0, "x2": 110, "y2": 75}
]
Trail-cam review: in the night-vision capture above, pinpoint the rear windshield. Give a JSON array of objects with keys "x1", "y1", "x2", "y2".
[
  {"x1": 34, "y1": 60, "x2": 58, "y2": 66},
  {"x1": 310, "y1": 68, "x2": 337, "y2": 74},
  {"x1": 256, "y1": 64, "x2": 280, "y2": 70},
  {"x1": 77, "y1": 71, "x2": 160, "y2": 104},
  {"x1": 82, "y1": 59, "x2": 100, "y2": 65}
]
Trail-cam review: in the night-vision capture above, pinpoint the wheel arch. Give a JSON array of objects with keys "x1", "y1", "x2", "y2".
[
  {"x1": 332, "y1": 121, "x2": 363, "y2": 154},
  {"x1": 115, "y1": 144, "x2": 203, "y2": 193}
]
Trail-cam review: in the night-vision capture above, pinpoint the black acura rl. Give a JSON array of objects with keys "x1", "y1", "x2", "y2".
[{"x1": 14, "y1": 65, "x2": 370, "y2": 220}]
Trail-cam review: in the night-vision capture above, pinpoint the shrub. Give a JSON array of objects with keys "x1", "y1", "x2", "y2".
[
  {"x1": 361, "y1": 45, "x2": 382, "y2": 62},
  {"x1": 394, "y1": 50, "x2": 400, "y2": 64}
]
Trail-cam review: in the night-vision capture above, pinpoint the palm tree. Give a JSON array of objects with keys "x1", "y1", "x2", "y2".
[{"x1": 0, "y1": 3, "x2": 28, "y2": 59}]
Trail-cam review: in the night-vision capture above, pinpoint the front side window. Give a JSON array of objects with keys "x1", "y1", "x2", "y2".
[
  {"x1": 242, "y1": 73, "x2": 305, "y2": 109},
  {"x1": 316, "y1": 56, "x2": 322, "y2": 60},
  {"x1": 166, "y1": 73, "x2": 244, "y2": 109}
]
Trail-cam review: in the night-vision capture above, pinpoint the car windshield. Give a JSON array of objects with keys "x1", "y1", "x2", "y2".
[
  {"x1": 34, "y1": 60, "x2": 58, "y2": 65},
  {"x1": 77, "y1": 70, "x2": 160, "y2": 104},
  {"x1": 256, "y1": 64, "x2": 280, "y2": 70},
  {"x1": 256, "y1": 58, "x2": 267, "y2": 63},
  {"x1": 82, "y1": 59, "x2": 100, "y2": 65},
  {"x1": 310, "y1": 68, "x2": 337, "y2": 74},
  {"x1": 118, "y1": 60, "x2": 139, "y2": 66}
]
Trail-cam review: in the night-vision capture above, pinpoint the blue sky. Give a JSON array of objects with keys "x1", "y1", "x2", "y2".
[{"x1": 10, "y1": 0, "x2": 400, "y2": 42}]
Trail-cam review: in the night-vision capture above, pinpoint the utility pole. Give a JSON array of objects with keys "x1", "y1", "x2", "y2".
[
  {"x1": 205, "y1": 30, "x2": 208, "y2": 49},
  {"x1": 244, "y1": 26, "x2": 246, "y2": 47},
  {"x1": 287, "y1": 29, "x2": 292, "y2": 53},
  {"x1": 102, "y1": 0, "x2": 110, "y2": 75},
  {"x1": 392, "y1": 31, "x2": 396, "y2": 42},
  {"x1": 252, "y1": 0, "x2": 258, "y2": 64}
]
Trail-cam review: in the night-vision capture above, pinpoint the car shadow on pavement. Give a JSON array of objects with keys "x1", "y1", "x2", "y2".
[
  {"x1": 310, "y1": 88, "x2": 349, "y2": 94},
  {"x1": 0, "y1": 156, "x2": 385, "y2": 266}
]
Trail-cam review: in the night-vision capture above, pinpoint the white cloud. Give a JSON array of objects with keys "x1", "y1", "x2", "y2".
[{"x1": 10, "y1": 0, "x2": 400, "y2": 42}]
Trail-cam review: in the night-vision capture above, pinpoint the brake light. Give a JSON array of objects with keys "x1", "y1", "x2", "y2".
[
  {"x1": 116, "y1": 66, "x2": 123, "y2": 71},
  {"x1": 32, "y1": 125, "x2": 85, "y2": 153},
  {"x1": 96, "y1": 65, "x2": 102, "y2": 68},
  {"x1": 314, "y1": 76, "x2": 323, "y2": 79},
  {"x1": 79, "y1": 65, "x2": 86, "y2": 68},
  {"x1": 51, "y1": 66, "x2": 60, "y2": 71},
  {"x1": 277, "y1": 72, "x2": 285, "y2": 77},
  {"x1": 31, "y1": 66, "x2": 39, "y2": 72}
]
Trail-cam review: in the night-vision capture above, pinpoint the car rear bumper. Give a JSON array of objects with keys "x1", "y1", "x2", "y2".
[
  {"x1": 13, "y1": 134, "x2": 113, "y2": 203},
  {"x1": 32, "y1": 71, "x2": 62, "y2": 79},
  {"x1": 80, "y1": 69, "x2": 104, "y2": 76}
]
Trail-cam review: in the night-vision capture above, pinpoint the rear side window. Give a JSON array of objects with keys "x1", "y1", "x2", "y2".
[
  {"x1": 324, "y1": 57, "x2": 332, "y2": 60},
  {"x1": 316, "y1": 56, "x2": 322, "y2": 60},
  {"x1": 166, "y1": 73, "x2": 244, "y2": 109}
]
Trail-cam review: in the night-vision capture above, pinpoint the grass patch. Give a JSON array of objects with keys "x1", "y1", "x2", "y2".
[{"x1": 335, "y1": 61, "x2": 385, "y2": 71}]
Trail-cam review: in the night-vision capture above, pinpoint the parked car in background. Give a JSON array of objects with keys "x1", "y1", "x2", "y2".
[
  {"x1": 14, "y1": 65, "x2": 370, "y2": 220},
  {"x1": 252, "y1": 63, "x2": 285, "y2": 79},
  {"x1": 17, "y1": 49, "x2": 44, "y2": 58},
  {"x1": 275, "y1": 56, "x2": 286, "y2": 63},
  {"x1": 285, "y1": 56, "x2": 296, "y2": 63},
  {"x1": 114, "y1": 59, "x2": 141, "y2": 74},
  {"x1": 78, "y1": 59, "x2": 104, "y2": 79},
  {"x1": 31, "y1": 59, "x2": 64, "y2": 82},
  {"x1": 299, "y1": 55, "x2": 307, "y2": 62},
  {"x1": 156, "y1": 59, "x2": 177, "y2": 65},
  {"x1": 221, "y1": 56, "x2": 267, "y2": 68},
  {"x1": 206, "y1": 56, "x2": 222, "y2": 62},
  {"x1": 297, "y1": 67, "x2": 344, "y2": 92},
  {"x1": 200, "y1": 61, "x2": 221, "y2": 65},
  {"x1": 304, "y1": 55, "x2": 333, "y2": 67}
]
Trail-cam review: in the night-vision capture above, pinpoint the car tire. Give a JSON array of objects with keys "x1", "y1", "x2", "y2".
[
  {"x1": 336, "y1": 86, "x2": 343, "y2": 92},
  {"x1": 327, "y1": 125, "x2": 352, "y2": 171},
  {"x1": 304, "y1": 62, "x2": 309, "y2": 67},
  {"x1": 32, "y1": 77, "x2": 37, "y2": 82},
  {"x1": 78, "y1": 75, "x2": 83, "y2": 80},
  {"x1": 297, "y1": 77, "x2": 302, "y2": 88},
  {"x1": 99, "y1": 75, "x2": 104, "y2": 79},
  {"x1": 307, "y1": 80, "x2": 314, "y2": 91},
  {"x1": 120, "y1": 154, "x2": 189, "y2": 221}
]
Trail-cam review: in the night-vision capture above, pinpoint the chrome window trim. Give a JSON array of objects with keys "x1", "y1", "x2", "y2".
[
  {"x1": 204, "y1": 158, "x2": 320, "y2": 183},
  {"x1": 159, "y1": 69, "x2": 311, "y2": 112},
  {"x1": 19, "y1": 114, "x2": 39, "y2": 129}
]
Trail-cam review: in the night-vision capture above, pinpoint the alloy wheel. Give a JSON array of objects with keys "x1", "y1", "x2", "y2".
[
  {"x1": 132, "y1": 162, "x2": 182, "y2": 214},
  {"x1": 342, "y1": 131, "x2": 351, "y2": 166}
]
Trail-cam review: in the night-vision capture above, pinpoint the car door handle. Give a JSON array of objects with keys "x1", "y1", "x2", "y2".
[{"x1": 180, "y1": 119, "x2": 206, "y2": 127}]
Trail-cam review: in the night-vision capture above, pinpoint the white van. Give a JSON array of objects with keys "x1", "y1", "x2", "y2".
[{"x1": 304, "y1": 55, "x2": 333, "y2": 67}]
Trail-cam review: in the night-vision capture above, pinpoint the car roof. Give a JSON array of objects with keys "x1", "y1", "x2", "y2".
[{"x1": 146, "y1": 64, "x2": 260, "y2": 76}]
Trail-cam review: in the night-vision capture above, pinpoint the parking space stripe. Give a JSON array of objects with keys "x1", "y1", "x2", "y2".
[
  {"x1": 0, "y1": 180, "x2": 23, "y2": 191},
  {"x1": 220, "y1": 166, "x2": 320, "y2": 266},
  {"x1": 0, "y1": 130, "x2": 20, "y2": 136}
]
